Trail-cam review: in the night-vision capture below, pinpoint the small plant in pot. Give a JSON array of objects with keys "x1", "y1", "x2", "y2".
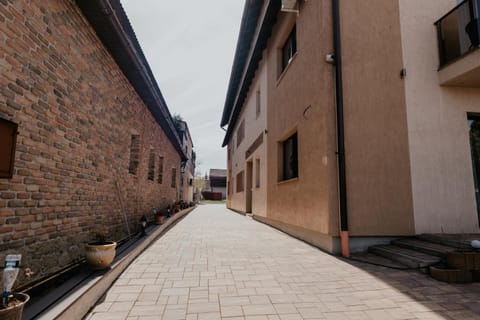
[
  {"x1": 85, "y1": 226, "x2": 117, "y2": 270},
  {"x1": 1, "y1": 254, "x2": 30, "y2": 320},
  {"x1": 153, "y1": 208, "x2": 163, "y2": 225}
]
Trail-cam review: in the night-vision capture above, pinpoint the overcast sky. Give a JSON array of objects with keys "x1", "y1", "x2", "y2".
[{"x1": 121, "y1": 1, "x2": 244, "y2": 176}]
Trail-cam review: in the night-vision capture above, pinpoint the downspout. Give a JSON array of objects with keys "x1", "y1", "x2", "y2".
[{"x1": 332, "y1": 0, "x2": 350, "y2": 257}]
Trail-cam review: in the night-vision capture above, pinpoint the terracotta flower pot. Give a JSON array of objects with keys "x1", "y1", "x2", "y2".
[
  {"x1": 0, "y1": 293, "x2": 29, "y2": 320},
  {"x1": 85, "y1": 241, "x2": 117, "y2": 269},
  {"x1": 155, "y1": 215, "x2": 164, "y2": 225}
]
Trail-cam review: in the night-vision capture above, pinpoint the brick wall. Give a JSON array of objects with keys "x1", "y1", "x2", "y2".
[{"x1": 0, "y1": 0, "x2": 181, "y2": 287}]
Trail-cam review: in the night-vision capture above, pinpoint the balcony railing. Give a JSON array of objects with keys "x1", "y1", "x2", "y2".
[{"x1": 435, "y1": 0, "x2": 480, "y2": 68}]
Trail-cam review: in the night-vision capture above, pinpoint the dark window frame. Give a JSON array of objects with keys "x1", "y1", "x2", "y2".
[
  {"x1": 0, "y1": 118, "x2": 18, "y2": 179},
  {"x1": 147, "y1": 151, "x2": 155, "y2": 181},
  {"x1": 256, "y1": 90, "x2": 261, "y2": 119},
  {"x1": 128, "y1": 134, "x2": 140, "y2": 175},
  {"x1": 158, "y1": 156, "x2": 164, "y2": 184},
  {"x1": 281, "y1": 25, "x2": 297, "y2": 72},
  {"x1": 171, "y1": 167, "x2": 177, "y2": 188},
  {"x1": 236, "y1": 120, "x2": 245, "y2": 148},
  {"x1": 236, "y1": 171, "x2": 244, "y2": 193},
  {"x1": 280, "y1": 132, "x2": 298, "y2": 181}
]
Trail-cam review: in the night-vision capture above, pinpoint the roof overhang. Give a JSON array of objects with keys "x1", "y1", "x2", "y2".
[
  {"x1": 75, "y1": 0, "x2": 187, "y2": 161},
  {"x1": 220, "y1": 0, "x2": 281, "y2": 147}
]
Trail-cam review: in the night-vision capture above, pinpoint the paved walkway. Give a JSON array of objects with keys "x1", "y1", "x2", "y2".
[{"x1": 87, "y1": 205, "x2": 480, "y2": 320}]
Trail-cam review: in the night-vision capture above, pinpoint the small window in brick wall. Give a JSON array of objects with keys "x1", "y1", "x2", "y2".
[
  {"x1": 158, "y1": 156, "x2": 164, "y2": 184},
  {"x1": 128, "y1": 135, "x2": 140, "y2": 175},
  {"x1": 171, "y1": 168, "x2": 177, "y2": 188},
  {"x1": 148, "y1": 151, "x2": 155, "y2": 181},
  {"x1": 0, "y1": 118, "x2": 18, "y2": 179}
]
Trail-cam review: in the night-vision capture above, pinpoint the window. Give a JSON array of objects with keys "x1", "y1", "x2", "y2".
[
  {"x1": 171, "y1": 168, "x2": 177, "y2": 188},
  {"x1": 236, "y1": 171, "x2": 244, "y2": 193},
  {"x1": 147, "y1": 151, "x2": 155, "y2": 181},
  {"x1": 128, "y1": 134, "x2": 140, "y2": 175},
  {"x1": 281, "y1": 25, "x2": 297, "y2": 72},
  {"x1": 0, "y1": 118, "x2": 18, "y2": 179},
  {"x1": 280, "y1": 132, "x2": 298, "y2": 181},
  {"x1": 236, "y1": 120, "x2": 245, "y2": 148},
  {"x1": 158, "y1": 156, "x2": 164, "y2": 184},
  {"x1": 255, "y1": 159, "x2": 260, "y2": 188},
  {"x1": 468, "y1": 115, "x2": 480, "y2": 222},
  {"x1": 256, "y1": 90, "x2": 261, "y2": 119}
]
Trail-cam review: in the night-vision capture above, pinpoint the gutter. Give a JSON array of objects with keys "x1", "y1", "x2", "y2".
[{"x1": 332, "y1": 0, "x2": 349, "y2": 257}]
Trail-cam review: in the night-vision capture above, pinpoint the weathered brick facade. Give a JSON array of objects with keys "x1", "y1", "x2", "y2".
[{"x1": 0, "y1": 0, "x2": 182, "y2": 287}]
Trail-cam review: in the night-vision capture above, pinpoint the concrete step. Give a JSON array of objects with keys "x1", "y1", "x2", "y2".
[
  {"x1": 368, "y1": 245, "x2": 441, "y2": 269},
  {"x1": 392, "y1": 238, "x2": 456, "y2": 258},
  {"x1": 349, "y1": 252, "x2": 410, "y2": 269},
  {"x1": 418, "y1": 234, "x2": 474, "y2": 250}
]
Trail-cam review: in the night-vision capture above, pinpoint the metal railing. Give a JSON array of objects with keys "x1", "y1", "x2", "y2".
[{"x1": 435, "y1": 0, "x2": 480, "y2": 67}]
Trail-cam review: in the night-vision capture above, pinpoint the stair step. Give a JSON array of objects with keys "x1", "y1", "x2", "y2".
[
  {"x1": 392, "y1": 238, "x2": 456, "y2": 258},
  {"x1": 349, "y1": 252, "x2": 410, "y2": 269},
  {"x1": 417, "y1": 234, "x2": 473, "y2": 250},
  {"x1": 369, "y1": 245, "x2": 441, "y2": 269}
]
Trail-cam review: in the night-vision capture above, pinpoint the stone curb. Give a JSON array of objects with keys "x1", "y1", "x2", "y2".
[{"x1": 37, "y1": 206, "x2": 196, "y2": 320}]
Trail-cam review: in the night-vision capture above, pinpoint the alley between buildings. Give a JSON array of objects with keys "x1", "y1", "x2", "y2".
[{"x1": 86, "y1": 205, "x2": 480, "y2": 320}]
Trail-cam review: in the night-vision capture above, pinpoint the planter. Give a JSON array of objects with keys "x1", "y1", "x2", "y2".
[
  {"x1": 85, "y1": 241, "x2": 117, "y2": 269},
  {"x1": 447, "y1": 251, "x2": 480, "y2": 271},
  {"x1": 155, "y1": 215, "x2": 164, "y2": 225},
  {"x1": 0, "y1": 293, "x2": 29, "y2": 320},
  {"x1": 430, "y1": 266, "x2": 473, "y2": 283}
]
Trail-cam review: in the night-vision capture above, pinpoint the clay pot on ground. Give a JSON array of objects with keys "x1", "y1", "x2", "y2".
[
  {"x1": 85, "y1": 241, "x2": 117, "y2": 269},
  {"x1": 155, "y1": 214, "x2": 164, "y2": 225},
  {"x1": 0, "y1": 293, "x2": 29, "y2": 320}
]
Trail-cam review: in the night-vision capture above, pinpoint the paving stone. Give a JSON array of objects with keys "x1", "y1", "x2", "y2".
[{"x1": 85, "y1": 205, "x2": 480, "y2": 320}]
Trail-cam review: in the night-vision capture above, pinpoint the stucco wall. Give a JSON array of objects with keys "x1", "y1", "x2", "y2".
[
  {"x1": 227, "y1": 58, "x2": 268, "y2": 217},
  {"x1": 399, "y1": 0, "x2": 480, "y2": 233},
  {"x1": 340, "y1": 0, "x2": 415, "y2": 236},
  {"x1": 265, "y1": 0, "x2": 339, "y2": 239}
]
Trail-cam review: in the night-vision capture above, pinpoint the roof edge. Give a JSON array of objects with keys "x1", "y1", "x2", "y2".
[{"x1": 76, "y1": 0, "x2": 187, "y2": 161}]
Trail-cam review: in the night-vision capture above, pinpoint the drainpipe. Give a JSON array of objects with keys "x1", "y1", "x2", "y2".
[{"x1": 332, "y1": 0, "x2": 350, "y2": 257}]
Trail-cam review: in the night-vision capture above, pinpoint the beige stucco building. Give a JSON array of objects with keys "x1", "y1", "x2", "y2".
[
  {"x1": 221, "y1": 0, "x2": 480, "y2": 254},
  {"x1": 176, "y1": 120, "x2": 195, "y2": 202}
]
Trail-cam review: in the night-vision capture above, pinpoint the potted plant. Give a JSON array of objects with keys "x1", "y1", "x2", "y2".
[
  {"x1": 430, "y1": 239, "x2": 480, "y2": 283},
  {"x1": 173, "y1": 201, "x2": 180, "y2": 213},
  {"x1": 153, "y1": 208, "x2": 163, "y2": 225},
  {"x1": 1, "y1": 255, "x2": 30, "y2": 320},
  {"x1": 85, "y1": 226, "x2": 117, "y2": 270}
]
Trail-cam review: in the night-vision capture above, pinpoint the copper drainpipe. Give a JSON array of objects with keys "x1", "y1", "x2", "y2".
[{"x1": 332, "y1": 0, "x2": 350, "y2": 257}]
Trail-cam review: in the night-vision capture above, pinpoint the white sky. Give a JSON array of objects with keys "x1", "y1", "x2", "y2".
[{"x1": 121, "y1": 1, "x2": 244, "y2": 176}]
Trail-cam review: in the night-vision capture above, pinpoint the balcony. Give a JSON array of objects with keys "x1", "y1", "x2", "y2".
[{"x1": 435, "y1": 0, "x2": 480, "y2": 86}]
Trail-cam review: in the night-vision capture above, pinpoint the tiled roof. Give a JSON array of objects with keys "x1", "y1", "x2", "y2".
[
  {"x1": 75, "y1": 0, "x2": 187, "y2": 161},
  {"x1": 209, "y1": 169, "x2": 227, "y2": 177},
  {"x1": 220, "y1": 0, "x2": 281, "y2": 147}
]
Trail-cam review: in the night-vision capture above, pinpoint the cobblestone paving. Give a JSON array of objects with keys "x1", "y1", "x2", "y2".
[{"x1": 86, "y1": 204, "x2": 480, "y2": 320}]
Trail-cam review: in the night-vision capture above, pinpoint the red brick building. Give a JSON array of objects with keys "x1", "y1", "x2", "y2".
[{"x1": 0, "y1": 0, "x2": 186, "y2": 286}]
